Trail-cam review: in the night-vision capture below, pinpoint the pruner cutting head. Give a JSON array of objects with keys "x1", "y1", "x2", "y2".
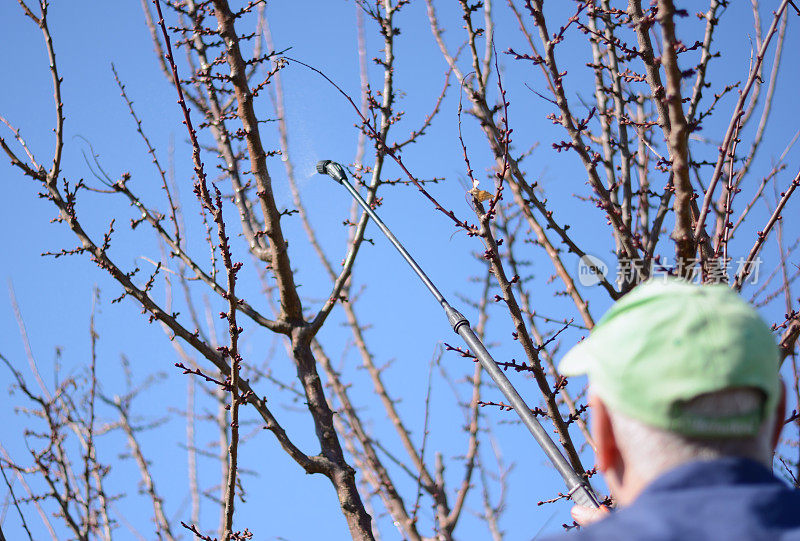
[{"x1": 316, "y1": 160, "x2": 347, "y2": 184}]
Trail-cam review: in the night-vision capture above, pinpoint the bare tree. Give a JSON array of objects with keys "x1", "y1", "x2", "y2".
[{"x1": 1, "y1": 0, "x2": 798, "y2": 539}]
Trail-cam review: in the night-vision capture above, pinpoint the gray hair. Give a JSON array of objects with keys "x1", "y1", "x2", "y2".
[{"x1": 607, "y1": 388, "x2": 775, "y2": 484}]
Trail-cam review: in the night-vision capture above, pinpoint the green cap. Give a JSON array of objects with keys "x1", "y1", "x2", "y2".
[{"x1": 559, "y1": 279, "x2": 780, "y2": 437}]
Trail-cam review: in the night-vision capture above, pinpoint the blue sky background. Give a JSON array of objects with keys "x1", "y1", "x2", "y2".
[{"x1": 1, "y1": 1, "x2": 798, "y2": 540}]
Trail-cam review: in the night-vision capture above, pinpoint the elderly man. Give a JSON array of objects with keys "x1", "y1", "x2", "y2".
[{"x1": 547, "y1": 279, "x2": 800, "y2": 539}]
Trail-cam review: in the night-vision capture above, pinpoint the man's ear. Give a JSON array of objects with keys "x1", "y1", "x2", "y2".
[
  {"x1": 590, "y1": 394, "x2": 620, "y2": 473},
  {"x1": 771, "y1": 380, "x2": 786, "y2": 452}
]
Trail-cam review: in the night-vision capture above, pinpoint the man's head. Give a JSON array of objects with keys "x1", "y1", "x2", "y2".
[{"x1": 560, "y1": 279, "x2": 784, "y2": 505}]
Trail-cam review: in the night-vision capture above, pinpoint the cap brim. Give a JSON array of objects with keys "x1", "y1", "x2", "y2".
[{"x1": 558, "y1": 339, "x2": 594, "y2": 376}]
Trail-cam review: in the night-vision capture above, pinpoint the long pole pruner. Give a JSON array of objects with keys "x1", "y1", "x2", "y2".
[{"x1": 317, "y1": 160, "x2": 601, "y2": 508}]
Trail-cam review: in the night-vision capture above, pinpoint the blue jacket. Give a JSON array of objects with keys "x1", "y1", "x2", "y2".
[{"x1": 545, "y1": 458, "x2": 800, "y2": 540}]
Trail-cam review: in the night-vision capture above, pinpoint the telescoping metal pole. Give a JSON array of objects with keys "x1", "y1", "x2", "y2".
[{"x1": 317, "y1": 160, "x2": 601, "y2": 508}]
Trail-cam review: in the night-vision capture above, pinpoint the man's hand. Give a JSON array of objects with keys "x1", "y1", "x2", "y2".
[{"x1": 571, "y1": 504, "x2": 611, "y2": 527}]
